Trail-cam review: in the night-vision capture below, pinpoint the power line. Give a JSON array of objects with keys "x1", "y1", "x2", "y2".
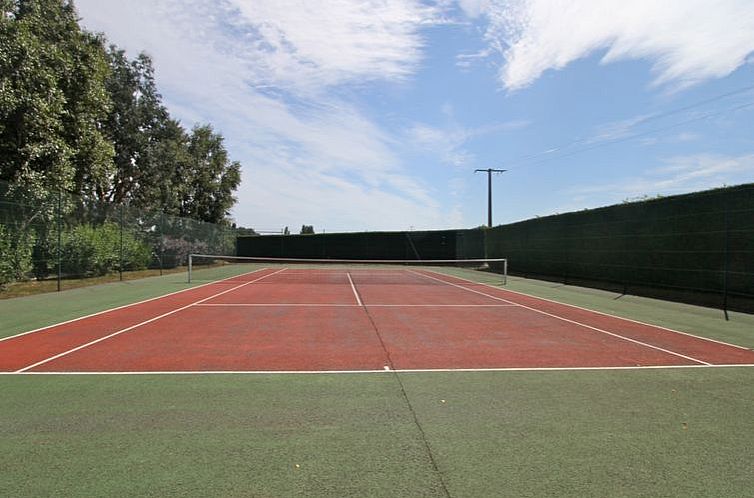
[
  {"x1": 506, "y1": 100, "x2": 754, "y2": 171},
  {"x1": 502, "y1": 84, "x2": 754, "y2": 171}
]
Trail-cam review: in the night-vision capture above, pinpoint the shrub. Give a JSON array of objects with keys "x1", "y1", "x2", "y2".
[
  {"x1": 0, "y1": 224, "x2": 35, "y2": 288},
  {"x1": 161, "y1": 237, "x2": 208, "y2": 268},
  {"x1": 55, "y1": 222, "x2": 151, "y2": 277}
]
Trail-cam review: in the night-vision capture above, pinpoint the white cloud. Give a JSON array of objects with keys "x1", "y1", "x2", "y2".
[
  {"x1": 457, "y1": 0, "x2": 492, "y2": 19},
  {"x1": 235, "y1": 154, "x2": 448, "y2": 232},
  {"x1": 460, "y1": 0, "x2": 754, "y2": 90},
  {"x1": 74, "y1": 0, "x2": 448, "y2": 230},
  {"x1": 226, "y1": 0, "x2": 438, "y2": 92}
]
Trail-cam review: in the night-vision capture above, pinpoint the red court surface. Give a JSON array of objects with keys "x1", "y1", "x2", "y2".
[{"x1": 1, "y1": 268, "x2": 753, "y2": 373}]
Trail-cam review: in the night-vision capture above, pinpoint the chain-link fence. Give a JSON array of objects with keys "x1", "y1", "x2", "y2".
[{"x1": 0, "y1": 180, "x2": 236, "y2": 293}]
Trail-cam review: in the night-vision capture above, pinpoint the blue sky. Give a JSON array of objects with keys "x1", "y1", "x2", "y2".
[{"x1": 75, "y1": 0, "x2": 754, "y2": 232}]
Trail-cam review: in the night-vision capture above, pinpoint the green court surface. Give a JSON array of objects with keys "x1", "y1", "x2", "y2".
[{"x1": 1, "y1": 268, "x2": 752, "y2": 497}]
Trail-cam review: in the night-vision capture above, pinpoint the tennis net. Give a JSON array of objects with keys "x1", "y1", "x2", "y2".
[{"x1": 187, "y1": 254, "x2": 507, "y2": 286}]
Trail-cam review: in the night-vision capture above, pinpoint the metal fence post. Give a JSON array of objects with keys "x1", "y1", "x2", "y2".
[
  {"x1": 119, "y1": 204, "x2": 124, "y2": 281},
  {"x1": 57, "y1": 189, "x2": 62, "y2": 292},
  {"x1": 159, "y1": 212, "x2": 164, "y2": 276},
  {"x1": 722, "y1": 200, "x2": 730, "y2": 321}
]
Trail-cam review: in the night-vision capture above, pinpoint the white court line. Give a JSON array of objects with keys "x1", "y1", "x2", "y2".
[
  {"x1": 442, "y1": 271, "x2": 753, "y2": 352},
  {"x1": 411, "y1": 270, "x2": 711, "y2": 366},
  {"x1": 346, "y1": 272, "x2": 362, "y2": 306},
  {"x1": 196, "y1": 303, "x2": 360, "y2": 307},
  {"x1": 368, "y1": 304, "x2": 516, "y2": 307},
  {"x1": 2, "y1": 363, "x2": 753, "y2": 375},
  {"x1": 193, "y1": 303, "x2": 518, "y2": 307},
  {"x1": 282, "y1": 270, "x2": 413, "y2": 274},
  {"x1": 0, "y1": 267, "x2": 269, "y2": 344},
  {"x1": 15, "y1": 268, "x2": 287, "y2": 373}
]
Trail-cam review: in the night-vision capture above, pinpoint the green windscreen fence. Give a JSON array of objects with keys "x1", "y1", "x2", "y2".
[
  {"x1": 0, "y1": 180, "x2": 236, "y2": 292},
  {"x1": 485, "y1": 183, "x2": 754, "y2": 311},
  {"x1": 236, "y1": 228, "x2": 486, "y2": 261},
  {"x1": 235, "y1": 185, "x2": 754, "y2": 311}
]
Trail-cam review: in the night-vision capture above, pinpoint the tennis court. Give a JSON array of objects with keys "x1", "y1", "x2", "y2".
[
  {"x1": 2, "y1": 261, "x2": 752, "y2": 374},
  {"x1": 2, "y1": 262, "x2": 753, "y2": 497}
]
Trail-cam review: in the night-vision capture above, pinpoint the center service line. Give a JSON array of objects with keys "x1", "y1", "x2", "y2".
[{"x1": 346, "y1": 272, "x2": 363, "y2": 306}]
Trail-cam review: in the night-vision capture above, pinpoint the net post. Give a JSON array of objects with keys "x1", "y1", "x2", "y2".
[
  {"x1": 188, "y1": 254, "x2": 192, "y2": 284},
  {"x1": 503, "y1": 259, "x2": 508, "y2": 286}
]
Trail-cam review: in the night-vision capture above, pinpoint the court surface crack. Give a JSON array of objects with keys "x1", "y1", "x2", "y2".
[{"x1": 350, "y1": 280, "x2": 452, "y2": 498}]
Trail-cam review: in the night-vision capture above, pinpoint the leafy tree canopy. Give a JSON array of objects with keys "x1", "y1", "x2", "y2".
[
  {"x1": 0, "y1": 0, "x2": 243, "y2": 225},
  {"x1": 0, "y1": 0, "x2": 113, "y2": 199}
]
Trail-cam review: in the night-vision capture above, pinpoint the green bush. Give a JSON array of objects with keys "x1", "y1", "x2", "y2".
[
  {"x1": 0, "y1": 226, "x2": 15, "y2": 287},
  {"x1": 0, "y1": 224, "x2": 35, "y2": 288},
  {"x1": 121, "y1": 228, "x2": 153, "y2": 271},
  {"x1": 56, "y1": 222, "x2": 151, "y2": 277}
]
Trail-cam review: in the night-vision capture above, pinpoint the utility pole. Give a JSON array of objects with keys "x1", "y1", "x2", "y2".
[{"x1": 475, "y1": 168, "x2": 506, "y2": 227}]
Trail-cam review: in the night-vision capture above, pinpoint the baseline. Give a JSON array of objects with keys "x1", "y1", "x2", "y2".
[{"x1": 3, "y1": 363, "x2": 753, "y2": 375}]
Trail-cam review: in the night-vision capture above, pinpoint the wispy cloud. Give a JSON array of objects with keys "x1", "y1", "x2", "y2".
[
  {"x1": 406, "y1": 117, "x2": 529, "y2": 167},
  {"x1": 570, "y1": 152, "x2": 754, "y2": 199},
  {"x1": 75, "y1": 0, "x2": 453, "y2": 230},
  {"x1": 407, "y1": 123, "x2": 474, "y2": 167},
  {"x1": 586, "y1": 114, "x2": 657, "y2": 144},
  {"x1": 459, "y1": 0, "x2": 754, "y2": 91},
  {"x1": 224, "y1": 0, "x2": 441, "y2": 93}
]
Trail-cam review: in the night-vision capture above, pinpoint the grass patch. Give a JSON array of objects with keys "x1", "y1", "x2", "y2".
[{"x1": 0, "y1": 267, "x2": 189, "y2": 300}]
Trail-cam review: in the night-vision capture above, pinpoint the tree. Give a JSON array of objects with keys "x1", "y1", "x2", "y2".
[
  {"x1": 0, "y1": 0, "x2": 113, "y2": 198},
  {"x1": 174, "y1": 124, "x2": 241, "y2": 224},
  {"x1": 233, "y1": 225, "x2": 257, "y2": 236},
  {"x1": 300, "y1": 225, "x2": 314, "y2": 234},
  {"x1": 1, "y1": 1, "x2": 243, "y2": 226},
  {"x1": 102, "y1": 46, "x2": 169, "y2": 206},
  {"x1": 102, "y1": 51, "x2": 243, "y2": 223},
  {"x1": 144, "y1": 118, "x2": 192, "y2": 214}
]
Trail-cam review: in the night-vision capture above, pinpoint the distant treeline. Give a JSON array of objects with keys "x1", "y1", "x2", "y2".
[{"x1": 0, "y1": 0, "x2": 241, "y2": 224}]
